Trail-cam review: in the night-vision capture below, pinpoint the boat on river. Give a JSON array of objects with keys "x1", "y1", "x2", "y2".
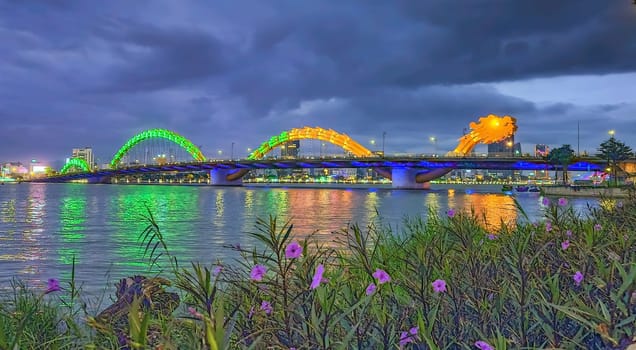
[{"x1": 502, "y1": 184, "x2": 513, "y2": 192}]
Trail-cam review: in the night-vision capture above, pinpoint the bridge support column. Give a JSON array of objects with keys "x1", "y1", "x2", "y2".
[
  {"x1": 210, "y1": 169, "x2": 243, "y2": 186},
  {"x1": 87, "y1": 176, "x2": 111, "y2": 184},
  {"x1": 391, "y1": 168, "x2": 428, "y2": 189}
]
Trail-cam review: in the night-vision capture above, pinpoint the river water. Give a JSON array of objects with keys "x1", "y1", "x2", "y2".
[{"x1": 0, "y1": 183, "x2": 597, "y2": 296}]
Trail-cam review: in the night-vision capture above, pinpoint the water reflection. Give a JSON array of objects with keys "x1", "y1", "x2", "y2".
[
  {"x1": 0, "y1": 183, "x2": 599, "y2": 295},
  {"x1": 460, "y1": 193, "x2": 518, "y2": 230},
  {"x1": 108, "y1": 186, "x2": 202, "y2": 270},
  {"x1": 59, "y1": 195, "x2": 87, "y2": 265}
]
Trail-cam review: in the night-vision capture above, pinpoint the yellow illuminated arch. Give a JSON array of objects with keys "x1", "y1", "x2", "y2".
[{"x1": 248, "y1": 126, "x2": 373, "y2": 159}]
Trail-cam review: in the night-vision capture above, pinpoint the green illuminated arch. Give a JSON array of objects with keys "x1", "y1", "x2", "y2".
[
  {"x1": 110, "y1": 129, "x2": 206, "y2": 168},
  {"x1": 60, "y1": 158, "x2": 91, "y2": 174},
  {"x1": 248, "y1": 126, "x2": 373, "y2": 160}
]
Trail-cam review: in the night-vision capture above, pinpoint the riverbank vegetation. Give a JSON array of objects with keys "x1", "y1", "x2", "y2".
[{"x1": 1, "y1": 194, "x2": 635, "y2": 349}]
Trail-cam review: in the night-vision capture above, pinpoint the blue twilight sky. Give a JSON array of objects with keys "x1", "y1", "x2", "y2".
[{"x1": 1, "y1": 0, "x2": 635, "y2": 165}]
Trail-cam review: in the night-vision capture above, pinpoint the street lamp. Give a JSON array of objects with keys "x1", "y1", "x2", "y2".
[
  {"x1": 382, "y1": 131, "x2": 386, "y2": 157},
  {"x1": 217, "y1": 150, "x2": 222, "y2": 160},
  {"x1": 231, "y1": 142, "x2": 235, "y2": 161},
  {"x1": 429, "y1": 136, "x2": 437, "y2": 156},
  {"x1": 506, "y1": 141, "x2": 513, "y2": 157},
  {"x1": 608, "y1": 130, "x2": 615, "y2": 138}
]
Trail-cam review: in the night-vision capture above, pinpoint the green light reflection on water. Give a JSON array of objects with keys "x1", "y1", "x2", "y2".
[
  {"x1": 1, "y1": 198, "x2": 16, "y2": 224},
  {"x1": 111, "y1": 186, "x2": 200, "y2": 270},
  {"x1": 58, "y1": 196, "x2": 87, "y2": 265}
]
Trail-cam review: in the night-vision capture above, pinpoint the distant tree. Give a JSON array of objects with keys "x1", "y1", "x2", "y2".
[
  {"x1": 597, "y1": 137, "x2": 633, "y2": 186},
  {"x1": 547, "y1": 145, "x2": 575, "y2": 184}
]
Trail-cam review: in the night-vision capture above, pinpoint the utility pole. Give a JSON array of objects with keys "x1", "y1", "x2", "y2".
[
  {"x1": 382, "y1": 131, "x2": 386, "y2": 157},
  {"x1": 577, "y1": 121, "x2": 580, "y2": 157}
]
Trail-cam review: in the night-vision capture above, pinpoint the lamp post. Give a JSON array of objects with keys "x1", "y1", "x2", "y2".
[
  {"x1": 608, "y1": 130, "x2": 615, "y2": 138},
  {"x1": 430, "y1": 136, "x2": 437, "y2": 156},
  {"x1": 231, "y1": 142, "x2": 235, "y2": 161},
  {"x1": 382, "y1": 131, "x2": 386, "y2": 157}
]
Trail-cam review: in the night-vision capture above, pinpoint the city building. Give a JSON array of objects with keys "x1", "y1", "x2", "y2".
[
  {"x1": 280, "y1": 141, "x2": 300, "y2": 158},
  {"x1": 29, "y1": 159, "x2": 49, "y2": 177},
  {"x1": 487, "y1": 136, "x2": 521, "y2": 157},
  {"x1": 2, "y1": 162, "x2": 28, "y2": 177},
  {"x1": 72, "y1": 147, "x2": 94, "y2": 169},
  {"x1": 535, "y1": 144, "x2": 549, "y2": 157}
]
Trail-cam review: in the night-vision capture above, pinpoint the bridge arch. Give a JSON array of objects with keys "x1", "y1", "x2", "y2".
[
  {"x1": 248, "y1": 126, "x2": 373, "y2": 160},
  {"x1": 60, "y1": 158, "x2": 91, "y2": 174},
  {"x1": 110, "y1": 129, "x2": 206, "y2": 168},
  {"x1": 223, "y1": 127, "x2": 372, "y2": 182}
]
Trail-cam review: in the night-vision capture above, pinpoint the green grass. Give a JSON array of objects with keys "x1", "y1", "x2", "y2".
[{"x1": 1, "y1": 195, "x2": 635, "y2": 349}]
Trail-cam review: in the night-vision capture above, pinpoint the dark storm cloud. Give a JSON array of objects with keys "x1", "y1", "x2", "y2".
[
  {"x1": 0, "y1": 0, "x2": 635, "y2": 163},
  {"x1": 91, "y1": 19, "x2": 230, "y2": 92},
  {"x1": 391, "y1": 0, "x2": 636, "y2": 85}
]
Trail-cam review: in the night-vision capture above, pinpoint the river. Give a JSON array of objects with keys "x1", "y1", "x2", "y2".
[{"x1": 0, "y1": 183, "x2": 598, "y2": 296}]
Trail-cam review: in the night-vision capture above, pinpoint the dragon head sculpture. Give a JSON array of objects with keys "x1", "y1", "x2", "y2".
[{"x1": 452, "y1": 114, "x2": 518, "y2": 156}]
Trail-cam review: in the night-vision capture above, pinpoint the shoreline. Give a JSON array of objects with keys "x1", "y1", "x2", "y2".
[{"x1": 541, "y1": 185, "x2": 632, "y2": 198}]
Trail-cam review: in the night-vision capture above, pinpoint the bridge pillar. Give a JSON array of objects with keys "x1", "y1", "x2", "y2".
[
  {"x1": 210, "y1": 169, "x2": 243, "y2": 186},
  {"x1": 391, "y1": 168, "x2": 429, "y2": 189},
  {"x1": 86, "y1": 176, "x2": 111, "y2": 184}
]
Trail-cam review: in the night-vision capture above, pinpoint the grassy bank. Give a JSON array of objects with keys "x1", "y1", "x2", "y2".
[{"x1": 1, "y1": 195, "x2": 635, "y2": 349}]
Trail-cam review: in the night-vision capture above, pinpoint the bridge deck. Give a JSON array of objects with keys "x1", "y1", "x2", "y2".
[{"x1": 31, "y1": 156, "x2": 610, "y2": 183}]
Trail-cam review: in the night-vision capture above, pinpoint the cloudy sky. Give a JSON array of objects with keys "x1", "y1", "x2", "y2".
[{"x1": 1, "y1": 0, "x2": 635, "y2": 165}]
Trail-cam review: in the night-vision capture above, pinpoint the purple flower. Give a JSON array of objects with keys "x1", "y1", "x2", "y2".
[
  {"x1": 546, "y1": 222, "x2": 552, "y2": 232},
  {"x1": 250, "y1": 264, "x2": 267, "y2": 281},
  {"x1": 542, "y1": 197, "x2": 550, "y2": 206},
  {"x1": 487, "y1": 233, "x2": 497, "y2": 240},
  {"x1": 365, "y1": 283, "x2": 376, "y2": 295},
  {"x1": 558, "y1": 197, "x2": 568, "y2": 206},
  {"x1": 285, "y1": 241, "x2": 303, "y2": 259},
  {"x1": 188, "y1": 306, "x2": 203, "y2": 319},
  {"x1": 399, "y1": 331, "x2": 414, "y2": 347},
  {"x1": 573, "y1": 271, "x2": 584, "y2": 286},
  {"x1": 248, "y1": 306, "x2": 255, "y2": 319},
  {"x1": 561, "y1": 240, "x2": 570, "y2": 250},
  {"x1": 260, "y1": 300, "x2": 273, "y2": 315},
  {"x1": 310, "y1": 264, "x2": 325, "y2": 289},
  {"x1": 617, "y1": 201, "x2": 624, "y2": 208},
  {"x1": 447, "y1": 209, "x2": 456, "y2": 218},
  {"x1": 45, "y1": 278, "x2": 61, "y2": 294},
  {"x1": 474, "y1": 340, "x2": 494, "y2": 350},
  {"x1": 566, "y1": 230, "x2": 572, "y2": 237},
  {"x1": 594, "y1": 224, "x2": 602, "y2": 231},
  {"x1": 409, "y1": 326, "x2": 418, "y2": 335},
  {"x1": 372, "y1": 269, "x2": 391, "y2": 284},
  {"x1": 212, "y1": 265, "x2": 223, "y2": 276},
  {"x1": 432, "y1": 279, "x2": 447, "y2": 293}
]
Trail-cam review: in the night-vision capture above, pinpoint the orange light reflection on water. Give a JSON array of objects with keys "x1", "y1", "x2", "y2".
[
  {"x1": 459, "y1": 193, "x2": 517, "y2": 230},
  {"x1": 285, "y1": 189, "x2": 354, "y2": 245}
]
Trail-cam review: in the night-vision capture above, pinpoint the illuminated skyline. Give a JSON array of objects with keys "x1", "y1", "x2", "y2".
[{"x1": 1, "y1": 1, "x2": 635, "y2": 164}]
